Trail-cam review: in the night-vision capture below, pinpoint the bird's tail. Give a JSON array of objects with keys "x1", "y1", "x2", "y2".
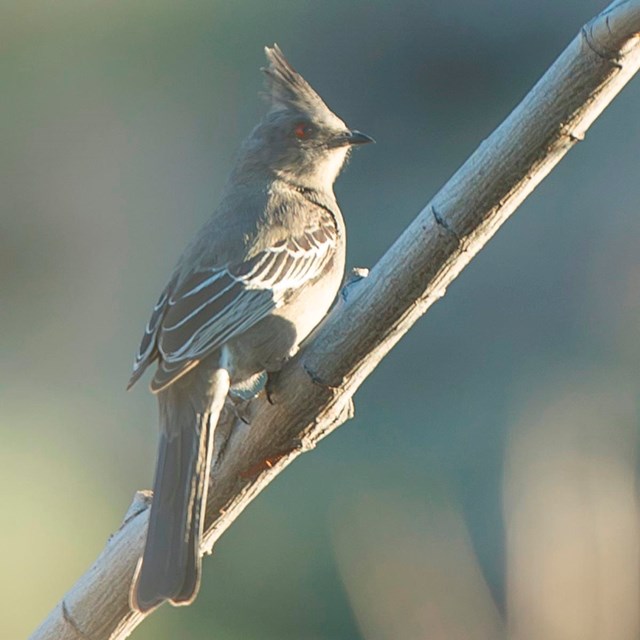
[{"x1": 131, "y1": 368, "x2": 230, "y2": 613}]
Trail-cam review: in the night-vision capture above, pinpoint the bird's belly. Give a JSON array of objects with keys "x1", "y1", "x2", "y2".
[
  {"x1": 276, "y1": 262, "x2": 343, "y2": 349},
  {"x1": 226, "y1": 256, "x2": 344, "y2": 381}
]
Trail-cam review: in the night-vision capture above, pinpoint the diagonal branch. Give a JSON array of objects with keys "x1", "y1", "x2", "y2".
[{"x1": 31, "y1": 1, "x2": 640, "y2": 638}]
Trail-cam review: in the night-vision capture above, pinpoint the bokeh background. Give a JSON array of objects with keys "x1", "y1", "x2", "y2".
[{"x1": 3, "y1": 1, "x2": 640, "y2": 638}]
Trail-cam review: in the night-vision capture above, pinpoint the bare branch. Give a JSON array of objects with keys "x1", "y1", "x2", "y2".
[{"x1": 31, "y1": 2, "x2": 640, "y2": 638}]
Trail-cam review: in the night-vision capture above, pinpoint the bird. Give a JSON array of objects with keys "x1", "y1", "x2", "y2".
[{"x1": 128, "y1": 44, "x2": 373, "y2": 613}]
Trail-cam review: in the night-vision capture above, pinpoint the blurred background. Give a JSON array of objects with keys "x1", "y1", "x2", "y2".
[{"x1": 2, "y1": 1, "x2": 639, "y2": 638}]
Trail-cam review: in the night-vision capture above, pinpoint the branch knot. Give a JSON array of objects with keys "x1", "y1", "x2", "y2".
[
  {"x1": 62, "y1": 600, "x2": 92, "y2": 640},
  {"x1": 432, "y1": 206, "x2": 461, "y2": 246}
]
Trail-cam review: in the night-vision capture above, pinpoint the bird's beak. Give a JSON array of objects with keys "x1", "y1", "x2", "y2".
[
  {"x1": 330, "y1": 129, "x2": 375, "y2": 147},
  {"x1": 347, "y1": 130, "x2": 375, "y2": 145}
]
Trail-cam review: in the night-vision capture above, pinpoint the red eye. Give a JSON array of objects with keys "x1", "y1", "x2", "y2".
[{"x1": 294, "y1": 122, "x2": 311, "y2": 139}]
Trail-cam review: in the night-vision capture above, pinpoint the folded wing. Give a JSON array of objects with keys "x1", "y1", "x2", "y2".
[{"x1": 129, "y1": 222, "x2": 336, "y2": 392}]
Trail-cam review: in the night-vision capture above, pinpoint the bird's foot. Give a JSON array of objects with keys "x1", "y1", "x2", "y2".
[{"x1": 265, "y1": 371, "x2": 279, "y2": 405}]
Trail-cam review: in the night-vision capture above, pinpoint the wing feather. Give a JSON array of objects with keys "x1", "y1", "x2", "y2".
[{"x1": 129, "y1": 222, "x2": 337, "y2": 392}]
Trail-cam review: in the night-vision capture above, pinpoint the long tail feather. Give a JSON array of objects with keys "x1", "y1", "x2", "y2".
[{"x1": 131, "y1": 368, "x2": 230, "y2": 613}]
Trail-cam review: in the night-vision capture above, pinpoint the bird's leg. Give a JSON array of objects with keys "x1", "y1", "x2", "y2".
[
  {"x1": 265, "y1": 371, "x2": 279, "y2": 405},
  {"x1": 229, "y1": 398, "x2": 252, "y2": 425}
]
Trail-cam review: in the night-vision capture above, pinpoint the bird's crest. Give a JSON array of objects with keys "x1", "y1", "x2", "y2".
[{"x1": 262, "y1": 45, "x2": 338, "y2": 123}]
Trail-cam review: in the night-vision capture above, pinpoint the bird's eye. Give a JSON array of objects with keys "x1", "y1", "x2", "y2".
[{"x1": 294, "y1": 122, "x2": 312, "y2": 140}]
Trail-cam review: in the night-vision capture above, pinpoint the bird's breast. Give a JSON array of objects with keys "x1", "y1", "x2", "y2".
[{"x1": 225, "y1": 239, "x2": 345, "y2": 381}]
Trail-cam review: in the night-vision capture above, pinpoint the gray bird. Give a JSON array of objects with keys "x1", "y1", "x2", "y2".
[{"x1": 128, "y1": 45, "x2": 373, "y2": 612}]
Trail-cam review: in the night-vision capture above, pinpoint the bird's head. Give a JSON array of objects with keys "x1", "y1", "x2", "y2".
[{"x1": 240, "y1": 45, "x2": 373, "y2": 190}]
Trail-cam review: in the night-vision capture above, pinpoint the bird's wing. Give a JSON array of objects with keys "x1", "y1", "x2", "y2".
[
  {"x1": 128, "y1": 221, "x2": 337, "y2": 393},
  {"x1": 127, "y1": 275, "x2": 177, "y2": 390}
]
